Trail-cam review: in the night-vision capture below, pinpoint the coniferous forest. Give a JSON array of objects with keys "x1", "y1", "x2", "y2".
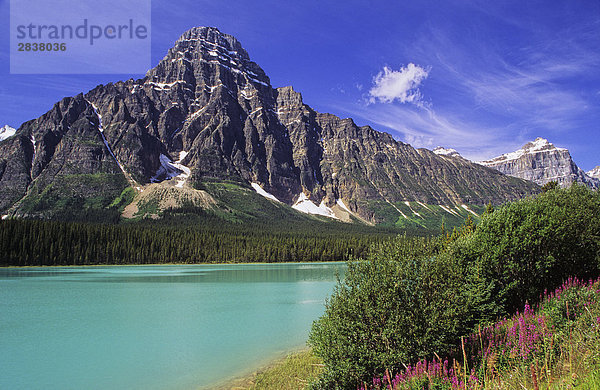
[{"x1": 0, "y1": 211, "x2": 406, "y2": 266}]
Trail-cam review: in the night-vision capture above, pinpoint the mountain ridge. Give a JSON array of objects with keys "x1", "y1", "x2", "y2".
[{"x1": 0, "y1": 27, "x2": 539, "y2": 225}]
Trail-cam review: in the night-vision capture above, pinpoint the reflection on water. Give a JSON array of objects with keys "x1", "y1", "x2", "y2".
[
  {"x1": 0, "y1": 262, "x2": 345, "y2": 390},
  {"x1": 0, "y1": 263, "x2": 344, "y2": 283}
]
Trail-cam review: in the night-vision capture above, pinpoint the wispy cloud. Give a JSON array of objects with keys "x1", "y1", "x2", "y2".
[
  {"x1": 341, "y1": 8, "x2": 600, "y2": 163},
  {"x1": 368, "y1": 63, "x2": 429, "y2": 105},
  {"x1": 457, "y1": 52, "x2": 594, "y2": 132},
  {"x1": 335, "y1": 101, "x2": 516, "y2": 161}
]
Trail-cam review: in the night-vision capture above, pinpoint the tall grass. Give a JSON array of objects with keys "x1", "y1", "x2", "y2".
[
  {"x1": 362, "y1": 277, "x2": 600, "y2": 390},
  {"x1": 250, "y1": 349, "x2": 323, "y2": 390}
]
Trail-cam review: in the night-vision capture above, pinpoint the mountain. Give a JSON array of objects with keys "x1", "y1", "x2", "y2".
[
  {"x1": 432, "y1": 146, "x2": 466, "y2": 160},
  {"x1": 0, "y1": 125, "x2": 16, "y2": 141},
  {"x1": 588, "y1": 166, "x2": 600, "y2": 180},
  {"x1": 478, "y1": 138, "x2": 599, "y2": 189},
  {"x1": 0, "y1": 27, "x2": 539, "y2": 225}
]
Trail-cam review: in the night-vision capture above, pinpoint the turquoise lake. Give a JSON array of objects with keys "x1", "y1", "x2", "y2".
[{"x1": 0, "y1": 263, "x2": 345, "y2": 389}]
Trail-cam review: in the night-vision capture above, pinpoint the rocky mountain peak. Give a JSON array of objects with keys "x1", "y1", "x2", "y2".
[
  {"x1": 146, "y1": 26, "x2": 270, "y2": 92},
  {"x1": 0, "y1": 26, "x2": 541, "y2": 223},
  {"x1": 176, "y1": 27, "x2": 250, "y2": 60},
  {"x1": 479, "y1": 138, "x2": 598, "y2": 189},
  {"x1": 276, "y1": 86, "x2": 304, "y2": 106},
  {"x1": 588, "y1": 166, "x2": 600, "y2": 180},
  {"x1": 483, "y1": 138, "x2": 566, "y2": 164},
  {"x1": 521, "y1": 137, "x2": 564, "y2": 153},
  {"x1": 0, "y1": 125, "x2": 16, "y2": 142}
]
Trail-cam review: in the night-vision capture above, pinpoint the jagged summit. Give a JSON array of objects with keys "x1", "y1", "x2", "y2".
[
  {"x1": 174, "y1": 27, "x2": 250, "y2": 60},
  {"x1": 482, "y1": 138, "x2": 566, "y2": 164},
  {"x1": 146, "y1": 26, "x2": 270, "y2": 91},
  {"x1": 479, "y1": 138, "x2": 599, "y2": 189}
]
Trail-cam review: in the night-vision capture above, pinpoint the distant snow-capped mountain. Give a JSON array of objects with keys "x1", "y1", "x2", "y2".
[
  {"x1": 432, "y1": 146, "x2": 462, "y2": 158},
  {"x1": 587, "y1": 166, "x2": 600, "y2": 180},
  {"x1": 479, "y1": 138, "x2": 599, "y2": 189},
  {"x1": 0, "y1": 125, "x2": 16, "y2": 141}
]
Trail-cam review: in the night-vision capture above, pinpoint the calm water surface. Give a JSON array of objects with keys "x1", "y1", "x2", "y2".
[{"x1": 0, "y1": 263, "x2": 345, "y2": 390}]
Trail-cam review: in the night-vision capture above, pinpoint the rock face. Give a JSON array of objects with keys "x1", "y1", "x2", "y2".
[
  {"x1": 0, "y1": 96, "x2": 128, "y2": 218},
  {"x1": 479, "y1": 138, "x2": 599, "y2": 189},
  {"x1": 0, "y1": 27, "x2": 540, "y2": 223},
  {"x1": 275, "y1": 86, "x2": 536, "y2": 218},
  {"x1": 0, "y1": 125, "x2": 16, "y2": 142}
]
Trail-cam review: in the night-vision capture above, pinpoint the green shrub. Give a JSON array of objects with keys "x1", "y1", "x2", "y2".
[
  {"x1": 464, "y1": 184, "x2": 600, "y2": 313},
  {"x1": 308, "y1": 237, "x2": 486, "y2": 388}
]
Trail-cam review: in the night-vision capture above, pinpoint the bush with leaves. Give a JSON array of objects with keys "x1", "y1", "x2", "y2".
[
  {"x1": 460, "y1": 184, "x2": 600, "y2": 314},
  {"x1": 308, "y1": 235, "x2": 488, "y2": 389}
]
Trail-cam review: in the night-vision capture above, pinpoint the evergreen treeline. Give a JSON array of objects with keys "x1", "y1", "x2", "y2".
[{"x1": 0, "y1": 216, "x2": 402, "y2": 266}]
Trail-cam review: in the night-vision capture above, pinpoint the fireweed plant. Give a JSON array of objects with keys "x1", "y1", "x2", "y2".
[{"x1": 363, "y1": 277, "x2": 600, "y2": 389}]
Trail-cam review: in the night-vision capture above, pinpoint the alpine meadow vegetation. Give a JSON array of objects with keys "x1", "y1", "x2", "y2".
[
  {"x1": 363, "y1": 277, "x2": 600, "y2": 390},
  {"x1": 308, "y1": 185, "x2": 600, "y2": 389}
]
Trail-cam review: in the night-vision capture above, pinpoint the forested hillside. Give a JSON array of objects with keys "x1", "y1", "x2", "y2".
[{"x1": 0, "y1": 213, "x2": 404, "y2": 266}]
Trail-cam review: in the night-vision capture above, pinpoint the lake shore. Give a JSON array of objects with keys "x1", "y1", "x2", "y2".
[{"x1": 206, "y1": 348, "x2": 320, "y2": 390}]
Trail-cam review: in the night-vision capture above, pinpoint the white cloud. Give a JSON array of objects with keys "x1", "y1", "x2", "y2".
[{"x1": 368, "y1": 63, "x2": 429, "y2": 105}]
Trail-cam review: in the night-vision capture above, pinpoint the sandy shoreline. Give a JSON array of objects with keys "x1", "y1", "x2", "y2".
[{"x1": 202, "y1": 347, "x2": 310, "y2": 390}]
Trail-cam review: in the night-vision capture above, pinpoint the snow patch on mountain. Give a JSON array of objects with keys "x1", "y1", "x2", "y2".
[
  {"x1": 150, "y1": 152, "x2": 191, "y2": 188},
  {"x1": 147, "y1": 80, "x2": 191, "y2": 91},
  {"x1": 30, "y1": 134, "x2": 37, "y2": 166},
  {"x1": 385, "y1": 200, "x2": 407, "y2": 219},
  {"x1": 251, "y1": 183, "x2": 281, "y2": 203},
  {"x1": 433, "y1": 146, "x2": 461, "y2": 158},
  {"x1": 0, "y1": 125, "x2": 16, "y2": 141},
  {"x1": 480, "y1": 138, "x2": 565, "y2": 164},
  {"x1": 461, "y1": 204, "x2": 479, "y2": 217},
  {"x1": 439, "y1": 204, "x2": 461, "y2": 216},
  {"x1": 292, "y1": 193, "x2": 337, "y2": 219},
  {"x1": 416, "y1": 201, "x2": 431, "y2": 211},
  {"x1": 336, "y1": 199, "x2": 351, "y2": 213},
  {"x1": 88, "y1": 101, "x2": 129, "y2": 177},
  {"x1": 404, "y1": 201, "x2": 423, "y2": 218}
]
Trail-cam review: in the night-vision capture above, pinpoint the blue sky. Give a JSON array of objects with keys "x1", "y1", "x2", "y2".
[{"x1": 1, "y1": 0, "x2": 599, "y2": 169}]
